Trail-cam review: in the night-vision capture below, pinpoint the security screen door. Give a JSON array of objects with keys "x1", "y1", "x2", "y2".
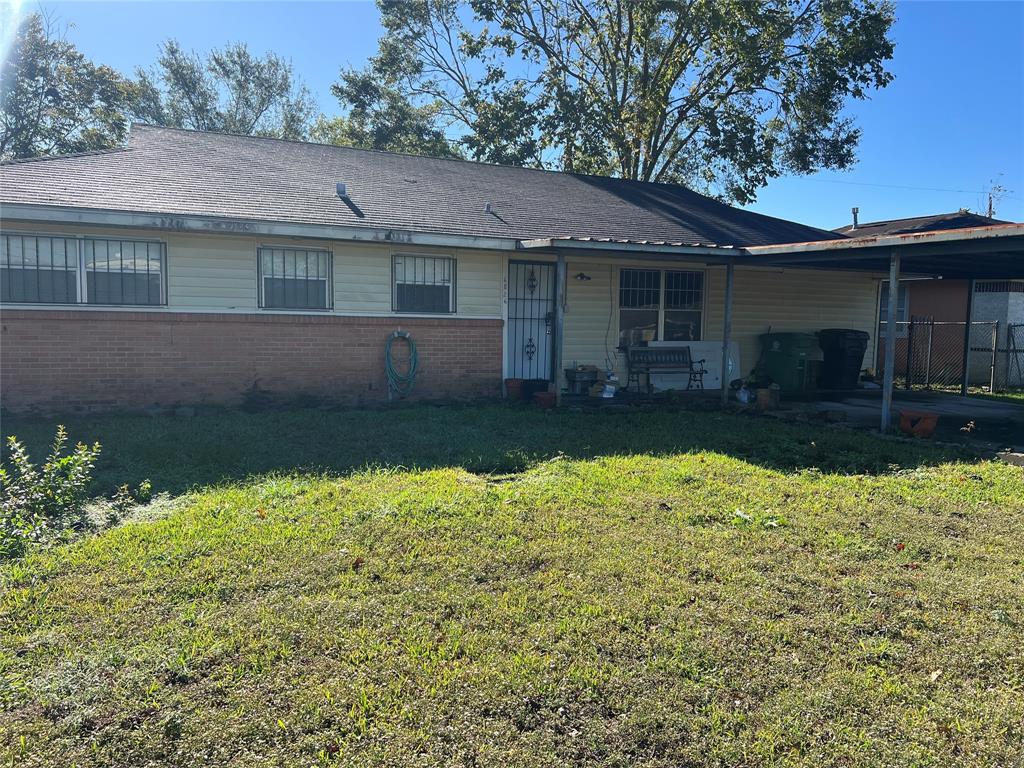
[{"x1": 507, "y1": 261, "x2": 556, "y2": 380}]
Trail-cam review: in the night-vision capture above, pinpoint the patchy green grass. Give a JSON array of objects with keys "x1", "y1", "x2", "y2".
[{"x1": 2, "y1": 405, "x2": 1023, "y2": 767}]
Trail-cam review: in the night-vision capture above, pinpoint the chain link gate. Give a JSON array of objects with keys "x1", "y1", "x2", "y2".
[
  {"x1": 881, "y1": 318, "x2": 1007, "y2": 392},
  {"x1": 1004, "y1": 324, "x2": 1024, "y2": 390}
]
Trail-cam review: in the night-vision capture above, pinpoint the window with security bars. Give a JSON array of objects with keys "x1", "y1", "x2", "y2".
[
  {"x1": 1, "y1": 234, "x2": 78, "y2": 303},
  {"x1": 1, "y1": 234, "x2": 165, "y2": 305},
  {"x1": 393, "y1": 255, "x2": 455, "y2": 313},
  {"x1": 259, "y1": 247, "x2": 333, "y2": 310},
  {"x1": 664, "y1": 270, "x2": 704, "y2": 341},
  {"x1": 619, "y1": 268, "x2": 703, "y2": 347},
  {"x1": 84, "y1": 239, "x2": 165, "y2": 305}
]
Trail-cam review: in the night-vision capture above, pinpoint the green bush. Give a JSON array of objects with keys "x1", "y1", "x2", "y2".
[{"x1": 0, "y1": 425, "x2": 101, "y2": 559}]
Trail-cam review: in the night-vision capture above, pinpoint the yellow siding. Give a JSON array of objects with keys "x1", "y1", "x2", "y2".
[
  {"x1": 562, "y1": 260, "x2": 880, "y2": 379},
  {"x1": 706, "y1": 267, "x2": 880, "y2": 375},
  {"x1": 563, "y1": 261, "x2": 619, "y2": 370},
  {"x1": 332, "y1": 242, "x2": 392, "y2": 312},
  {"x1": 0, "y1": 220, "x2": 503, "y2": 317},
  {"x1": 454, "y1": 249, "x2": 503, "y2": 317},
  {"x1": 168, "y1": 235, "x2": 257, "y2": 310}
]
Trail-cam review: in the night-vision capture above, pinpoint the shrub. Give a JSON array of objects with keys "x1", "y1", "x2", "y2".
[{"x1": 0, "y1": 426, "x2": 101, "y2": 559}]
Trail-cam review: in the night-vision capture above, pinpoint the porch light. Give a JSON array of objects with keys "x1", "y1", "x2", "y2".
[{"x1": 575, "y1": 272, "x2": 592, "y2": 281}]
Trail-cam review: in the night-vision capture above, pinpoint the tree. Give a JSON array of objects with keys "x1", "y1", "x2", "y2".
[
  {"x1": 0, "y1": 13, "x2": 138, "y2": 160},
  {"x1": 134, "y1": 40, "x2": 316, "y2": 140},
  {"x1": 340, "y1": 0, "x2": 895, "y2": 202},
  {"x1": 311, "y1": 69, "x2": 461, "y2": 158}
]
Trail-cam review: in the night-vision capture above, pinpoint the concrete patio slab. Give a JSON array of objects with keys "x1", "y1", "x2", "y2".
[{"x1": 810, "y1": 390, "x2": 1024, "y2": 451}]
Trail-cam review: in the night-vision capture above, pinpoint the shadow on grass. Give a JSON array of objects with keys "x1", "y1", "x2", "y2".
[{"x1": 1, "y1": 403, "x2": 974, "y2": 496}]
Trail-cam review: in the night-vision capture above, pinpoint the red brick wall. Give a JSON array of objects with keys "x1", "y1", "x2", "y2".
[{"x1": 1, "y1": 310, "x2": 503, "y2": 415}]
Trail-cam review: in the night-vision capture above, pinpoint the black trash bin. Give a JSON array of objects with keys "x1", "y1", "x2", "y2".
[{"x1": 816, "y1": 329, "x2": 869, "y2": 389}]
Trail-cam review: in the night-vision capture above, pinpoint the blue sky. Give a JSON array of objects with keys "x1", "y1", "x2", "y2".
[{"x1": 20, "y1": 0, "x2": 1024, "y2": 229}]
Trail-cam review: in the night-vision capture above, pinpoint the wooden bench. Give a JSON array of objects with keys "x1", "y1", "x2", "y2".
[{"x1": 625, "y1": 346, "x2": 707, "y2": 393}]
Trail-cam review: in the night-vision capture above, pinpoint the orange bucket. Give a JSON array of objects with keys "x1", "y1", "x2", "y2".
[{"x1": 898, "y1": 410, "x2": 939, "y2": 438}]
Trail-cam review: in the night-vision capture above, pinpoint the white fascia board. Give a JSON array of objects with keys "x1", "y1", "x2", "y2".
[
  {"x1": 0, "y1": 203, "x2": 521, "y2": 252},
  {"x1": 519, "y1": 237, "x2": 739, "y2": 258}
]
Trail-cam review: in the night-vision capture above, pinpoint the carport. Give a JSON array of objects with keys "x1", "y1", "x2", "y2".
[{"x1": 744, "y1": 223, "x2": 1024, "y2": 431}]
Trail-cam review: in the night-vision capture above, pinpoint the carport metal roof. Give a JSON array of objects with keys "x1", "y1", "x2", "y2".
[
  {"x1": 744, "y1": 223, "x2": 1024, "y2": 432},
  {"x1": 744, "y1": 223, "x2": 1024, "y2": 279},
  {"x1": 532, "y1": 225, "x2": 1024, "y2": 424}
]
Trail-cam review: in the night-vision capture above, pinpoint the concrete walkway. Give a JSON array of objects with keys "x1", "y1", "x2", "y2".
[{"x1": 812, "y1": 390, "x2": 1024, "y2": 451}]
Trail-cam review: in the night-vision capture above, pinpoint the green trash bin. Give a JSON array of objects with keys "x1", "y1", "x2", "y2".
[{"x1": 756, "y1": 332, "x2": 823, "y2": 393}]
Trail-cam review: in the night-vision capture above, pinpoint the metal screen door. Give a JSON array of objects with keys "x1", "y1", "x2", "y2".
[{"x1": 507, "y1": 261, "x2": 556, "y2": 380}]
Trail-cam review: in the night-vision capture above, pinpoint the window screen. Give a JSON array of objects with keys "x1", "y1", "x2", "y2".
[
  {"x1": 393, "y1": 255, "x2": 455, "y2": 313},
  {"x1": 84, "y1": 239, "x2": 165, "y2": 305},
  {"x1": 0, "y1": 234, "x2": 79, "y2": 304},
  {"x1": 259, "y1": 247, "x2": 332, "y2": 310}
]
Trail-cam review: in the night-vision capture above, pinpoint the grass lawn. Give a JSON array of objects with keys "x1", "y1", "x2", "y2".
[{"x1": 1, "y1": 405, "x2": 1023, "y2": 767}]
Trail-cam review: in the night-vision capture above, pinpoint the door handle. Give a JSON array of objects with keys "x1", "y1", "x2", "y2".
[{"x1": 545, "y1": 312, "x2": 553, "y2": 334}]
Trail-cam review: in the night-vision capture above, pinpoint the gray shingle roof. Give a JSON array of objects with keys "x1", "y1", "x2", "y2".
[
  {"x1": 833, "y1": 211, "x2": 1011, "y2": 237},
  {"x1": 0, "y1": 124, "x2": 843, "y2": 248}
]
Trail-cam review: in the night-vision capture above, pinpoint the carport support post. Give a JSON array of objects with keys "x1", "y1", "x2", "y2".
[
  {"x1": 720, "y1": 259, "x2": 735, "y2": 407},
  {"x1": 554, "y1": 252, "x2": 566, "y2": 406},
  {"x1": 881, "y1": 248, "x2": 901, "y2": 432},
  {"x1": 960, "y1": 279, "x2": 976, "y2": 395}
]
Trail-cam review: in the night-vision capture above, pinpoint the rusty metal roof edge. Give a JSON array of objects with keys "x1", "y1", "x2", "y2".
[
  {"x1": 519, "y1": 236, "x2": 738, "y2": 257},
  {"x1": 746, "y1": 222, "x2": 1024, "y2": 256}
]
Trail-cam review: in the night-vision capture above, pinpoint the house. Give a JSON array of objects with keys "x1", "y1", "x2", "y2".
[
  {"x1": 0, "y1": 125, "x2": 1016, "y2": 415},
  {"x1": 834, "y1": 211, "x2": 1022, "y2": 387}
]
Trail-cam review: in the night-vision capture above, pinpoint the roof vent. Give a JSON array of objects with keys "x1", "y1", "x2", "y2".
[
  {"x1": 851, "y1": 206, "x2": 859, "y2": 230},
  {"x1": 485, "y1": 202, "x2": 493, "y2": 214},
  {"x1": 336, "y1": 182, "x2": 349, "y2": 199}
]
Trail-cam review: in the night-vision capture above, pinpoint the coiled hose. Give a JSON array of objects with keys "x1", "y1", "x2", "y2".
[{"x1": 385, "y1": 330, "x2": 418, "y2": 398}]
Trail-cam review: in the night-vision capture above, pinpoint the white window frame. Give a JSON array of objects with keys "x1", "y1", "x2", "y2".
[
  {"x1": 1, "y1": 231, "x2": 167, "y2": 306},
  {"x1": 257, "y1": 245, "x2": 333, "y2": 311},
  {"x1": 618, "y1": 267, "x2": 706, "y2": 346},
  {"x1": 392, "y1": 253, "x2": 457, "y2": 314}
]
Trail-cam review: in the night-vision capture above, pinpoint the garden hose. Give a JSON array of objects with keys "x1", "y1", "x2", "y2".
[{"x1": 385, "y1": 331, "x2": 418, "y2": 398}]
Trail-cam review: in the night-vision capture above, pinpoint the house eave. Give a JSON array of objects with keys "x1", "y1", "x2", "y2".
[
  {"x1": 0, "y1": 203, "x2": 523, "y2": 252},
  {"x1": 519, "y1": 237, "x2": 738, "y2": 259}
]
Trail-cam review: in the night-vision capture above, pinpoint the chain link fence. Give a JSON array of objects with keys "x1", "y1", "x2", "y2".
[{"x1": 878, "y1": 319, "x2": 1024, "y2": 392}]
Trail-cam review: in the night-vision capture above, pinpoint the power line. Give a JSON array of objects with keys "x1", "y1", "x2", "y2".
[{"x1": 800, "y1": 177, "x2": 1022, "y2": 201}]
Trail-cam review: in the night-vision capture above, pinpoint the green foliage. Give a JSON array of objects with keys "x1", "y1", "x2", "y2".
[
  {"x1": 313, "y1": 68, "x2": 462, "y2": 157},
  {"x1": 132, "y1": 40, "x2": 316, "y2": 139},
  {"x1": 340, "y1": 0, "x2": 895, "y2": 202},
  {"x1": 0, "y1": 426, "x2": 100, "y2": 558},
  {"x1": 0, "y1": 13, "x2": 139, "y2": 160}
]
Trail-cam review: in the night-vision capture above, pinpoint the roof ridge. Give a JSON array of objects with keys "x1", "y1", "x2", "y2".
[{"x1": 0, "y1": 147, "x2": 132, "y2": 166}]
